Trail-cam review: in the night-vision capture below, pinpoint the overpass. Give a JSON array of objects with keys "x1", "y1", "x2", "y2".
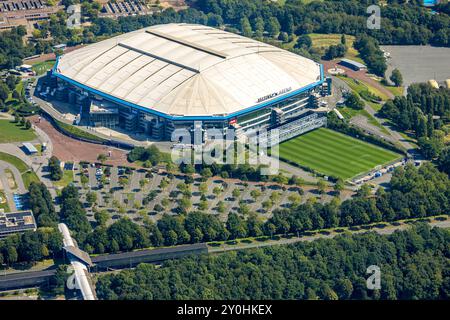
[{"x1": 58, "y1": 223, "x2": 96, "y2": 300}]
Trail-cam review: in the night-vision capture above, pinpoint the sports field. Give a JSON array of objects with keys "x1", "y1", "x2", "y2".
[{"x1": 279, "y1": 128, "x2": 401, "y2": 179}]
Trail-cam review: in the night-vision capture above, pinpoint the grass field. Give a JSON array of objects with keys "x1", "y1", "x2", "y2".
[
  {"x1": 32, "y1": 60, "x2": 55, "y2": 76},
  {"x1": 279, "y1": 128, "x2": 401, "y2": 179},
  {"x1": 309, "y1": 33, "x2": 363, "y2": 63},
  {"x1": 0, "y1": 151, "x2": 29, "y2": 173},
  {"x1": 0, "y1": 120, "x2": 37, "y2": 143},
  {"x1": 53, "y1": 170, "x2": 74, "y2": 189},
  {"x1": 22, "y1": 171, "x2": 40, "y2": 189},
  {"x1": 337, "y1": 75, "x2": 389, "y2": 102}
]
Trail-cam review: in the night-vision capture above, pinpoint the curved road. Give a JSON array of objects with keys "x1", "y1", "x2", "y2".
[{"x1": 0, "y1": 160, "x2": 27, "y2": 211}]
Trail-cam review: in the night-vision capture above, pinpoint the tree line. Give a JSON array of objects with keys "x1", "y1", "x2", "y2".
[{"x1": 95, "y1": 224, "x2": 450, "y2": 300}]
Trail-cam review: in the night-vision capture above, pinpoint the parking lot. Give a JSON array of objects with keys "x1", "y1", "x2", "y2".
[{"x1": 67, "y1": 162, "x2": 354, "y2": 226}]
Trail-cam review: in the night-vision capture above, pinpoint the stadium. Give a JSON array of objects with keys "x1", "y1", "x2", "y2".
[{"x1": 51, "y1": 23, "x2": 329, "y2": 143}]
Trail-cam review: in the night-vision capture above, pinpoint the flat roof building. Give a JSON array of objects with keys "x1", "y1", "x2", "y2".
[
  {"x1": 339, "y1": 58, "x2": 367, "y2": 71},
  {"x1": 0, "y1": 210, "x2": 37, "y2": 238},
  {"x1": 22, "y1": 142, "x2": 38, "y2": 154}
]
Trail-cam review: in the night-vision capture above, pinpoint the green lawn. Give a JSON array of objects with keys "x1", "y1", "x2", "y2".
[
  {"x1": 32, "y1": 60, "x2": 55, "y2": 76},
  {"x1": 309, "y1": 33, "x2": 363, "y2": 63},
  {"x1": 53, "y1": 170, "x2": 74, "y2": 189},
  {"x1": 0, "y1": 120, "x2": 37, "y2": 143},
  {"x1": 279, "y1": 128, "x2": 401, "y2": 180},
  {"x1": 22, "y1": 171, "x2": 40, "y2": 189},
  {"x1": 337, "y1": 75, "x2": 389, "y2": 101},
  {"x1": 0, "y1": 151, "x2": 29, "y2": 173},
  {"x1": 55, "y1": 119, "x2": 106, "y2": 142}
]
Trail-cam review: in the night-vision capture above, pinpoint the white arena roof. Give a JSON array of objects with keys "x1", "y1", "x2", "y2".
[{"x1": 54, "y1": 23, "x2": 323, "y2": 119}]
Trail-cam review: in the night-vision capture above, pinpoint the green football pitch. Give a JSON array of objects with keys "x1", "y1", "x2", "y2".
[{"x1": 279, "y1": 128, "x2": 401, "y2": 180}]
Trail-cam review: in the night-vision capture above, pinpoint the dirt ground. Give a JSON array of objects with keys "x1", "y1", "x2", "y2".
[{"x1": 30, "y1": 115, "x2": 132, "y2": 166}]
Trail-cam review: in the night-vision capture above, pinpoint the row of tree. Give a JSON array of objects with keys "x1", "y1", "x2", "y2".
[
  {"x1": 95, "y1": 224, "x2": 450, "y2": 300},
  {"x1": 29, "y1": 182, "x2": 58, "y2": 227}
]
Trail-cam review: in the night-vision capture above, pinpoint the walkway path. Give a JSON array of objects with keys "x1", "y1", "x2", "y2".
[{"x1": 209, "y1": 219, "x2": 450, "y2": 253}]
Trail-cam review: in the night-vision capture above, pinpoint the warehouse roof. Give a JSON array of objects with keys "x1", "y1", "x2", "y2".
[{"x1": 55, "y1": 23, "x2": 322, "y2": 118}]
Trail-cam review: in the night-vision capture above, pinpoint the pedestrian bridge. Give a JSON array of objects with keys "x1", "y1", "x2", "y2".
[{"x1": 58, "y1": 223, "x2": 96, "y2": 300}]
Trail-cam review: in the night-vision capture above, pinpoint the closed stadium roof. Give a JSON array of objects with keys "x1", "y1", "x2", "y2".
[{"x1": 55, "y1": 23, "x2": 322, "y2": 118}]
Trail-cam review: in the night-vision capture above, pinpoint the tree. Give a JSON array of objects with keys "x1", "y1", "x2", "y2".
[
  {"x1": 317, "y1": 180, "x2": 327, "y2": 195},
  {"x1": 48, "y1": 156, "x2": 63, "y2": 181},
  {"x1": 232, "y1": 188, "x2": 241, "y2": 199},
  {"x1": 437, "y1": 147, "x2": 450, "y2": 175},
  {"x1": 25, "y1": 120, "x2": 32, "y2": 130},
  {"x1": 159, "y1": 178, "x2": 169, "y2": 190},
  {"x1": 346, "y1": 92, "x2": 365, "y2": 110},
  {"x1": 198, "y1": 200, "x2": 208, "y2": 211},
  {"x1": 288, "y1": 193, "x2": 302, "y2": 206},
  {"x1": 6, "y1": 246, "x2": 18, "y2": 264},
  {"x1": 262, "y1": 199, "x2": 273, "y2": 211},
  {"x1": 199, "y1": 182, "x2": 208, "y2": 196},
  {"x1": 118, "y1": 176, "x2": 129, "y2": 189},
  {"x1": 200, "y1": 167, "x2": 213, "y2": 180},
  {"x1": 226, "y1": 213, "x2": 247, "y2": 239},
  {"x1": 240, "y1": 17, "x2": 252, "y2": 38},
  {"x1": 139, "y1": 178, "x2": 149, "y2": 190},
  {"x1": 217, "y1": 200, "x2": 226, "y2": 213},
  {"x1": 341, "y1": 34, "x2": 346, "y2": 45},
  {"x1": 86, "y1": 191, "x2": 97, "y2": 207},
  {"x1": 334, "y1": 179, "x2": 345, "y2": 195},
  {"x1": 390, "y1": 68, "x2": 403, "y2": 87},
  {"x1": 94, "y1": 210, "x2": 109, "y2": 226},
  {"x1": 357, "y1": 184, "x2": 372, "y2": 198},
  {"x1": 295, "y1": 34, "x2": 312, "y2": 49},
  {"x1": 97, "y1": 153, "x2": 107, "y2": 163},
  {"x1": 266, "y1": 17, "x2": 280, "y2": 38},
  {"x1": 254, "y1": 16, "x2": 264, "y2": 38},
  {"x1": 250, "y1": 189, "x2": 261, "y2": 202}
]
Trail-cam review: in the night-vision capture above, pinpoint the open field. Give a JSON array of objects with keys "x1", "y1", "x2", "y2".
[
  {"x1": 309, "y1": 33, "x2": 363, "y2": 63},
  {"x1": 279, "y1": 128, "x2": 401, "y2": 179},
  {"x1": 0, "y1": 120, "x2": 36, "y2": 143}
]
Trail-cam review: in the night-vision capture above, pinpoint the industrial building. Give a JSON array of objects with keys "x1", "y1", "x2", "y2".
[{"x1": 50, "y1": 23, "x2": 330, "y2": 144}]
